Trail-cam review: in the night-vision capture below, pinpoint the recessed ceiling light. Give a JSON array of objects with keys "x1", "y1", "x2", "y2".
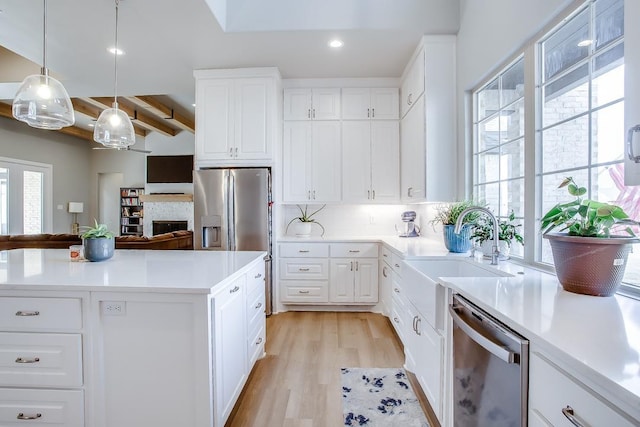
[
  {"x1": 329, "y1": 39, "x2": 344, "y2": 48},
  {"x1": 108, "y1": 47, "x2": 124, "y2": 55},
  {"x1": 577, "y1": 39, "x2": 594, "y2": 47}
]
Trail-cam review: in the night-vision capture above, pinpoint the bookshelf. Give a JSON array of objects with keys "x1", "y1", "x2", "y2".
[{"x1": 120, "y1": 187, "x2": 144, "y2": 236}]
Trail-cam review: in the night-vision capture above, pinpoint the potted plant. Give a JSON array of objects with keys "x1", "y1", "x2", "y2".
[
  {"x1": 471, "y1": 210, "x2": 524, "y2": 259},
  {"x1": 286, "y1": 205, "x2": 326, "y2": 237},
  {"x1": 430, "y1": 200, "x2": 483, "y2": 253},
  {"x1": 541, "y1": 177, "x2": 640, "y2": 296},
  {"x1": 80, "y1": 219, "x2": 115, "y2": 262}
]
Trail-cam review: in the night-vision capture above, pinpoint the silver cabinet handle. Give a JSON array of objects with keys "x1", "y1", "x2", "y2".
[
  {"x1": 255, "y1": 337, "x2": 263, "y2": 345},
  {"x1": 394, "y1": 263, "x2": 400, "y2": 268},
  {"x1": 355, "y1": 261, "x2": 359, "y2": 271},
  {"x1": 415, "y1": 317, "x2": 421, "y2": 336},
  {"x1": 254, "y1": 273, "x2": 262, "y2": 279},
  {"x1": 412, "y1": 315, "x2": 417, "y2": 332},
  {"x1": 382, "y1": 266, "x2": 388, "y2": 278},
  {"x1": 234, "y1": 147, "x2": 238, "y2": 157},
  {"x1": 393, "y1": 317, "x2": 400, "y2": 323},
  {"x1": 372, "y1": 190, "x2": 375, "y2": 199},
  {"x1": 350, "y1": 261, "x2": 354, "y2": 271},
  {"x1": 308, "y1": 108, "x2": 311, "y2": 119},
  {"x1": 298, "y1": 268, "x2": 310, "y2": 272},
  {"x1": 407, "y1": 187, "x2": 413, "y2": 197},
  {"x1": 15, "y1": 311, "x2": 40, "y2": 316},
  {"x1": 229, "y1": 147, "x2": 233, "y2": 157},
  {"x1": 368, "y1": 190, "x2": 371, "y2": 199},
  {"x1": 15, "y1": 357, "x2": 40, "y2": 363},
  {"x1": 371, "y1": 108, "x2": 375, "y2": 118},
  {"x1": 627, "y1": 124, "x2": 640, "y2": 163},
  {"x1": 383, "y1": 253, "x2": 388, "y2": 258},
  {"x1": 393, "y1": 288, "x2": 400, "y2": 293},
  {"x1": 230, "y1": 285, "x2": 240, "y2": 294},
  {"x1": 562, "y1": 406, "x2": 587, "y2": 427},
  {"x1": 255, "y1": 302, "x2": 263, "y2": 309},
  {"x1": 312, "y1": 108, "x2": 316, "y2": 119},
  {"x1": 307, "y1": 190, "x2": 311, "y2": 200},
  {"x1": 298, "y1": 290, "x2": 310, "y2": 294},
  {"x1": 312, "y1": 190, "x2": 316, "y2": 199},
  {"x1": 408, "y1": 93, "x2": 413, "y2": 105},
  {"x1": 17, "y1": 413, "x2": 42, "y2": 420},
  {"x1": 298, "y1": 250, "x2": 310, "y2": 253},
  {"x1": 348, "y1": 250, "x2": 360, "y2": 253}
]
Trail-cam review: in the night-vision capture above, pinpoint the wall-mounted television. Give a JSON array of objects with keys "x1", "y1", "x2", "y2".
[{"x1": 146, "y1": 155, "x2": 194, "y2": 183}]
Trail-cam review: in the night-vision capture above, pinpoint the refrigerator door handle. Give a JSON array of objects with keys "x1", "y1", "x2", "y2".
[{"x1": 228, "y1": 172, "x2": 236, "y2": 251}]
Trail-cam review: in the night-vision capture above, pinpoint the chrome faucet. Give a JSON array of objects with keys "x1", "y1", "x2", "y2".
[{"x1": 454, "y1": 207, "x2": 500, "y2": 265}]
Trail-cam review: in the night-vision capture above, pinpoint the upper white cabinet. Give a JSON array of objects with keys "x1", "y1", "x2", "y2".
[
  {"x1": 194, "y1": 68, "x2": 280, "y2": 165},
  {"x1": 284, "y1": 88, "x2": 341, "y2": 120},
  {"x1": 342, "y1": 121, "x2": 399, "y2": 202},
  {"x1": 400, "y1": 36, "x2": 456, "y2": 203},
  {"x1": 342, "y1": 88, "x2": 399, "y2": 120},
  {"x1": 400, "y1": 49, "x2": 425, "y2": 119},
  {"x1": 283, "y1": 121, "x2": 342, "y2": 203}
]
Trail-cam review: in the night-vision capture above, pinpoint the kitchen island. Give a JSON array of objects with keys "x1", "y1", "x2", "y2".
[{"x1": 0, "y1": 248, "x2": 267, "y2": 427}]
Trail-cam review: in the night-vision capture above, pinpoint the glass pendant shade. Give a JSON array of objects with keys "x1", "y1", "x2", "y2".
[
  {"x1": 12, "y1": 71, "x2": 75, "y2": 131},
  {"x1": 93, "y1": 103, "x2": 135, "y2": 148}
]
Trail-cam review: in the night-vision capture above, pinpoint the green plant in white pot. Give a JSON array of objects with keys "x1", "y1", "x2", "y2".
[
  {"x1": 471, "y1": 211, "x2": 524, "y2": 260},
  {"x1": 81, "y1": 220, "x2": 115, "y2": 262},
  {"x1": 286, "y1": 205, "x2": 326, "y2": 237},
  {"x1": 541, "y1": 177, "x2": 640, "y2": 296}
]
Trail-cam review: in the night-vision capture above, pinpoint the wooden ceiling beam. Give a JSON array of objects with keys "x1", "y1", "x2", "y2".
[
  {"x1": 88, "y1": 97, "x2": 177, "y2": 137},
  {"x1": 128, "y1": 95, "x2": 195, "y2": 133},
  {"x1": 0, "y1": 101, "x2": 94, "y2": 142}
]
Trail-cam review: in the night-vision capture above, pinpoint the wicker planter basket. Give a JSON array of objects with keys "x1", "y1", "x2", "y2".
[{"x1": 544, "y1": 233, "x2": 640, "y2": 297}]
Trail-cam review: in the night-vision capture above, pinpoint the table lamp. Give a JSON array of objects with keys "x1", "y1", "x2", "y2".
[{"x1": 68, "y1": 202, "x2": 84, "y2": 235}]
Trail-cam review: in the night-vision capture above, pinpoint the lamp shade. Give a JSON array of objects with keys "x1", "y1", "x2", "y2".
[
  {"x1": 93, "y1": 104, "x2": 136, "y2": 148},
  {"x1": 68, "y1": 202, "x2": 84, "y2": 213},
  {"x1": 12, "y1": 69, "x2": 75, "y2": 130}
]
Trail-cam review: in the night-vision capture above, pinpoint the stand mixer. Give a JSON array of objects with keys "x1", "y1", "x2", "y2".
[{"x1": 398, "y1": 211, "x2": 420, "y2": 237}]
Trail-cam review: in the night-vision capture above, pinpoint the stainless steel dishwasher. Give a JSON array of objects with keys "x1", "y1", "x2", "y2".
[{"x1": 449, "y1": 294, "x2": 529, "y2": 427}]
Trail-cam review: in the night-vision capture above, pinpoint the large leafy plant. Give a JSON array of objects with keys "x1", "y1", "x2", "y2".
[
  {"x1": 80, "y1": 219, "x2": 114, "y2": 239},
  {"x1": 540, "y1": 177, "x2": 637, "y2": 237},
  {"x1": 286, "y1": 204, "x2": 326, "y2": 236}
]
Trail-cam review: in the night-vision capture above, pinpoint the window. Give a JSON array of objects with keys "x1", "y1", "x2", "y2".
[
  {"x1": 0, "y1": 158, "x2": 52, "y2": 234},
  {"x1": 471, "y1": 0, "x2": 638, "y2": 290},
  {"x1": 473, "y1": 58, "x2": 525, "y2": 258}
]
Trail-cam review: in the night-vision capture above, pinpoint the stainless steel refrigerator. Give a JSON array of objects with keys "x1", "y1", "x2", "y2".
[{"x1": 194, "y1": 168, "x2": 272, "y2": 314}]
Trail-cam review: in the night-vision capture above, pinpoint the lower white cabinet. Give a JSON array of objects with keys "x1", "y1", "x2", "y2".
[
  {"x1": 0, "y1": 388, "x2": 84, "y2": 427},
  {"x1": 529, "y1": 352, "x2": 636, "y2": 427},
  {"x1": 329, "y1": 258, "x2": 378, "y2": 303}
]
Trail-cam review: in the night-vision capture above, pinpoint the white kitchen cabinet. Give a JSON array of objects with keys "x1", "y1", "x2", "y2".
[
  {"x1": 342, "y1": 121, "x2": 399, "y2": 203},
  {"x1": 411, "y1": 313, "x2": 443, "y2": 421},
  {"x1": 328, "y1": 243, "x2": 378, "y2": 304},
  {"x1": 529, "y1": 352, "x2": 636, "y2": 427},
  {"x1": 400, "y1": 36, "x2": 456, "y2": 203},
  {"x1": 400, "y1": 48, "x2": 425, "y2": 118},
  {"x1": 282, "y1": 121, "x2": 341, "y2": 203},
  {"x1": 279, "y1": 242, "x2": 330, "y2": 304},
  {"x1": 342, "y1": 88, "x2": 399, "y2": 120},
  {"x1": 194, "y1": 68, "x2": 280, "y2": 164},
  {"x1": 283, "y1": 88, "x2": 341, "y2": 120}
]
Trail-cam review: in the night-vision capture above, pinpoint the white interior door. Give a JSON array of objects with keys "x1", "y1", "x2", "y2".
[{"x1": 98, "y1": 173, "x2": 123, "y2": 235}]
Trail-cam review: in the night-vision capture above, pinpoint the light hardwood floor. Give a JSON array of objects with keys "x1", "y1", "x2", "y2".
[{"x1": 226, "y1": 311, "x2": 423, "y2": 427}]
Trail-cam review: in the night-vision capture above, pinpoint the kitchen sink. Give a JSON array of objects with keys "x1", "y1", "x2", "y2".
[{"x1": 405, "y1": 259, "x2": 513, "y2": 279}]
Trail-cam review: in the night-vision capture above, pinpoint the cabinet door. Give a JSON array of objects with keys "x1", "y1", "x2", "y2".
[
  {"x1": 214, "y1": 276, "x2": 247, "y2": 426},
  {"x1": 195, "y1": 79, "x2": 234, "y2": 160},
  {"x1": 370, "y1": 88, "x2": 399, "y2": 120},
  {"x1": 400, "y1": 97, "x2": 426, "y2": 202},
  {"x1": 401, "y1": 49, "x2": 425, "y2": 118},
  {"x1": 311, "y1": 88, "x2": 341, "y2": 120},
  {"x1": 342, "y1": 88, "x2": 371, "y2": 120},
  {"x1": 371, "y1": 121, "x2": 400, "y2": 202},
  {"x1": 379, "y1": 262, "x2": 393, "y2": 316},
  {"x1": 311, "y1": 121, "x2": 342, "y2": 202},
  {"x1": 283, "y1": 122, "x2": 312, "y2": 202},
  {"x1": 342, "y1": 121, "x2": 372, "y2": 202},
  {"x1": 329, "y1": 259, "x2": 354, "y2": 303},
  {"x1": 235, "y1": 78, "x2": 272, "y2": 159},
  {"x1": 414, "y1": 318, "x2": 443, "y2": 422},
  {"x1": 284, "y1": 88, "x2": 313, "y2": 120},
  {"x1": 354, "y1": 259, "x2": 378, "y2": 303}
]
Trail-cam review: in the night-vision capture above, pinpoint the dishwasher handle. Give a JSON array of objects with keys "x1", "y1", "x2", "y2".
[{"x1": 449, "y1": 305, "x2": 517, "y2": 364}]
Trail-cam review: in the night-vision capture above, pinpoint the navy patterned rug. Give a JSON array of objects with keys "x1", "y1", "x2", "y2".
[{"x1": 341, "y1": 367, "x2": 430, "y2": 427}]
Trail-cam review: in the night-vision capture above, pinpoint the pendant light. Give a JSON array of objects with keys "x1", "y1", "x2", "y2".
[
  {"x1": 93, "y1": 0, "x2": 135, "y2": 148},
  {"x1": 12, "y1": 0, "x2": 75, "y2": 130}
]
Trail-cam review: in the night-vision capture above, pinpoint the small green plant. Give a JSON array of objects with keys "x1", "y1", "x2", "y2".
[
  {"x1": 430, "y1": 200, "x2": 483, "y2": 229},
  {"x1": 80, "y1": 219, "x2": 114, "y2": 239},
  {"x1": 285, "y1": 205, "x2": 326, "y2": 236},
  {"x1": 471, "y1": 210, "x2": 524, "y2": 248},
  {"x1": 540, "y1": 177, "x2": 638, "y2": 237}
]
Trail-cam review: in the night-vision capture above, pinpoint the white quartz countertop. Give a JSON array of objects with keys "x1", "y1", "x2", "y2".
[{"x1": 0, "y1": 249, "x2": 266, "y2": 293}]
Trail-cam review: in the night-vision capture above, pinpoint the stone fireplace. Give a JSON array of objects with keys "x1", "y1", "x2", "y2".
[{"x1": 140, "y1": 195, "x2": 194, "y2": 237}]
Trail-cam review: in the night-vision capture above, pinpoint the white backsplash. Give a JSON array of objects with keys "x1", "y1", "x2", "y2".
[{"x1": 143, "y1": 202, "x2": 194, "y2": 236}]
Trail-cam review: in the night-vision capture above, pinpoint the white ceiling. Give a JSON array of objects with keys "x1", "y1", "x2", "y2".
[{"x1": 0, "y1": 0, "x2": 459, "y2": 111}]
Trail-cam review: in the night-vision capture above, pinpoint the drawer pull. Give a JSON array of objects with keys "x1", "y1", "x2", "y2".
[
  {"x1": 394, "y1": 288, "x2": 400, "y2": 293},
  {"x1": 298, "y1": 250, "x2": 310, "y2": 253},
  {"x1": 394, "y1": 263, "x2": 400, "y2": 268},
  {"x1": 383, "y1": 253, "x2": 388, "y2": 258},
  {"x1": 382, "y1": 266, "x2": 388, "y2": 278},
  {"x1": 298, "y1": 268, "x2": 310, "y2": 272},
  {"x1": 393, "y1": 317, "x2": 400, "y2": 323},
  {"x1": 15, "y1": 310, "x2": 40, "y2": 317},
  {"x1": 298, "y1": 290, "x2": 310, "y2": 294},
  {"x1": 562, "y1": 406, "x2": 586, "y2": 427},
  {"x1": 255, "y1": 337, "x2": 263, "y2": 345},
  {"x1": 348, "y1": 250, "x2": 360, "y2": 253},
  {"x1": 255, "y1": 302, "x2": 263, "y2": 309},
  {"x1": 15, "y1": 357, "x2": 40, "y2": 364},
  {"x1": 17, "y1": 413, "x2": 42, "y2": 420},
  {"x1": 230, "y1": 285, "x2": 240, "y2": 294},
  {"x1": 254, "y1": 273, "x2": 262, "y2": 279}
]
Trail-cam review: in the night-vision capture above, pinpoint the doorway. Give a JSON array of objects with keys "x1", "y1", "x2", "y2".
[{"x1": 98, "y1": 173, "x2": 123, "y2": 235}]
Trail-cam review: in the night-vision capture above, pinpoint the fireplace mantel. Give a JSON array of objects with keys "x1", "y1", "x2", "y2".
[{"x1": 140, "y1": 194, "x2": 193, "y2": 203}]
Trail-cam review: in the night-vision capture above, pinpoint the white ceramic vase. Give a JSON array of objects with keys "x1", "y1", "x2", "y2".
[
  {"x1": 480, "y1": 239, "x2": 510, "y2": 260},
  {"x1": 293, "y1": 222, "x2": 312, "y2": 237}
]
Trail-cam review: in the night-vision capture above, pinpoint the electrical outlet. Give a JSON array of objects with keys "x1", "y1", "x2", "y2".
[
  {"x1": 369, "y1": 215, "x2": 375, "y2": 224},
  {"x1": 101, "y1": 301, "x2": 126, "y2": 316}
]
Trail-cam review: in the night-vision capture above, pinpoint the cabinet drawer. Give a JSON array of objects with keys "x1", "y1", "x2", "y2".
[
  {"x1": 248, "y1": 324, "x2": 265, "y2": 368},
  {"x1": 529, "y1": 353, "x2": 636, "y2": 427},
  {"x1": 246, "y1": 261, "x2": 266, "y2": 296},
  {"x1": 247, "y1": 288, "x2": 265, "y2": 332},
  {"x1": 0, "y1": 297, "x2": 82, "y2": 331},
  {"x1": 279, "y1": 258, "x2": 328, "y2": 280},
  {"x1": 0, "y1": 332, "x2": 82, "y2": 388},
  {"x1": 381, "y1": 246, "x2": 393, "y2": 263},
  {"x1": 390, "y1": 253, "x2": 403, "y2": 276},
  {"x1": 330, "y1": 243, "x2": 378, "y2": 258},
  {"x1": 0, "y1": 388, "x2": 83, "y2": 426},
  {"x1": 280, "y1": 281, "x2": 328, "y2": 303},
  {"x1": 279, "y1": 243, "x2": 329, "y2": 258}
]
